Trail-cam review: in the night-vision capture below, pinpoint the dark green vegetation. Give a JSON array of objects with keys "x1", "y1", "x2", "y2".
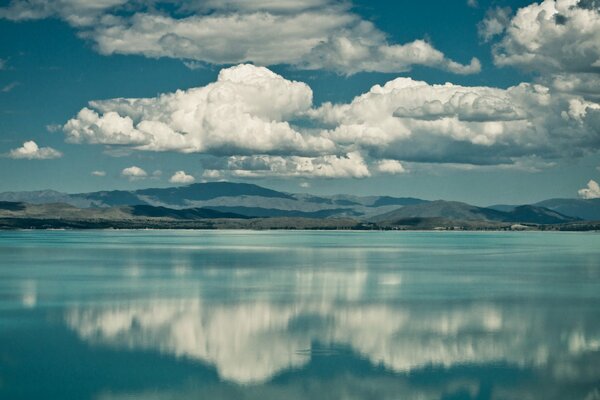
[{"x1": 0, "y1": 183, "x2": 599, "y2": 230}]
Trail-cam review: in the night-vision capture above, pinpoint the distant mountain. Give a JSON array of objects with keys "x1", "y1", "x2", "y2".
[
  {"x1": 370, "y1": 201, "x2": 507, "y2": 223},
  {"x1": 0, "y1": 190, "x2": 94, "y2": 207},
  {"x1": 369, "y1": 196, "x2": 427, "y2": 207},
  {"x1": 2, "y1": 182, "x2": 597, "y2": 224},
  {"x1": 507, "y1": 205, "x2": 579, "y2": 224},
  {"x1": 0, "y1": 201, "x2": 246, "y2": 221},
  {"x1": 371, "y1": 201, "x2": 578, "y2": 225},
  {"x1": 206, "y1": 206, "x2": 359, "y2": 218},
  {"x1": 0, "y1": 199, "x2": 594, "y2": 230},
  {"x1": 127, "y1": 205, "x2": 248, "y2": 219},
  {"x1": 533, "y1": 198, "x2": 600, "y2": 221},
  {"x1": 0, "y1": 182, "x2": 430, "y2": 219},
  {"x1": 134, "y1": 182, "x2": 295, "y2": 206},
  {"x1": 489, "y1": 198, "x2": 600, "y2": 221},
  {"x1": 77, "y1": 190, "x2": 149, "y2": 207},
  {"x1": 0, "y1": 201, "x2": 360, "y2": 230}
]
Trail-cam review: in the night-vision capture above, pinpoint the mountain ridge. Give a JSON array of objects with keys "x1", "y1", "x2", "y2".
[{"x1": 0, "y1": 182, "x2": 598, "y2": 222}]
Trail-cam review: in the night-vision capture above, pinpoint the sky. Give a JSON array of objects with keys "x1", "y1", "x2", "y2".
[{"x1": 0, "y1": 0, "x2": 599, "y2": 205}]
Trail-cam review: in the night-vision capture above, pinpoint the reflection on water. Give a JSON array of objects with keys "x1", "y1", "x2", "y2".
[
  {"x1": 1, "y1": 231, "x2": 600, "y2": 399},
  {"x1": 65, "y1": 299, "x2": 598, "y2": 384}
]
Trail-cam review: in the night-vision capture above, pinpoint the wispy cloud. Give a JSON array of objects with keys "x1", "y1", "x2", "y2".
[{"x1": 1, "y1": 81, "x2": 19, "y2": 93}]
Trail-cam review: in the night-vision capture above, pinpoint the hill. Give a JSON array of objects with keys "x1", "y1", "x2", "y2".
[
  {"x1": 0, "y1": 182, "x2": 429, "y2": 219},
  {"x1": 370, "y1": 201, "x2": 578, "y2": 226}
]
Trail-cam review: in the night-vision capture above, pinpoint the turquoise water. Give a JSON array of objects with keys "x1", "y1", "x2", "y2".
[{"x1": 0, "y1": 230, "x2": 599, "y2": 399}]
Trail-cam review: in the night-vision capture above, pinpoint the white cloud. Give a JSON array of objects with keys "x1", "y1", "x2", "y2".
[
  {"x1": 478, "y1": 7, "x2": 511, "y2": 42},
  {"x1": 202, "y1": 169, "x2": 223, "y2": 180},
  {"x1": 376, "y1": 160, "x2": 406, "y2": 175},
  {"x1": 0, "y1": 58, "x2": 6, "y2": 70},
  {"x1": 121, "y1": 165, "x2": 147, "y2": 180},
  {"x1": 61, "y1": 63, "x2": 600, "y2": 175},
  {"x1": 300, "y1": 30, "x2": 481, "y2": 75},
  {"x1": 91, "y1": 170, "x2": 106, "y2": 177},
  {"x1": 63, "y1": 64, "x2": 332, "y2": 155},
  {"x1": 491, "y1": 0, "x2": 600, "y2": 101},
  {"x1": 0, "y1": 0, "x2": 479, "y2": 75},
  {"x1": 8, "y1": 140, "x2": 62, "y2": 159},
  {"x1": 493, "y1": 0, "x2": 600, "y2": 74},
  {"x1": 0, "y1": 0, "x2": 128, "y2": 26},
  {"x1": 578, "y1": 179, "x2": 600, "y2": 199},
  {"x1": 467, "y1": 0, "x2": 478, "y2": 8},
  {"x1": 311, "y1": 76, "x2": 600, "y2": 165},
  {"x1": 225, "y1": 152, "x2": 370, "y2": 179},
  {"x1": 299, "y1": 181, "x2": 310, "y2": 188},
  {"x1": 169, "y1": 170, "x2": 195, "y2": 184}
]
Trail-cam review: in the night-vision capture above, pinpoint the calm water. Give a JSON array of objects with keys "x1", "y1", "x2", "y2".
[{"x1": 0, "y1": 230, "x2": 599, "y2": 400}]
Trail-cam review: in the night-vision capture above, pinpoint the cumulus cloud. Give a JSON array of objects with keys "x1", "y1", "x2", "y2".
[
  {"x1": 0, "y1": 58, "x2": 6, "y2": 70},
  {"x1": 491, "y1": 0, "x2": 600, "y2": 100},
  {"x1": 312, "y1": 76, "x2": 600, "y2": 165},
  {"x1": 61, "y1": 63, "x2": 600, "y2": 176},
  {"x1": 0, "y1": 0, "x2": 479, "y2": 75},
  {"x1": 375, "y1": 159, "x2": 406, "y2": 174},
  {"x1": 91, "y1": 170, "x2": 106, "y2": 177},
  {"x1": 169, "y1": 170, "x2": 195, "y2": 184},
  {"x1": 578, "y1": 179, "x2": 600, "y2": 199},
  {"x1": 8, "y1": 140, "x2": 62, "y2": 159},
  {"x1": 493, "y1": 0, "x2": 600, "y2": 74},
  {"x1": 225, "y1": 152, "x2": 371, "y2": 179},
  {"x1": 63, "y1": 64, "x2": 332, "y2": 155},
  {"x1": 121, "y1": 166, "x2": 147, "y2": 180}
]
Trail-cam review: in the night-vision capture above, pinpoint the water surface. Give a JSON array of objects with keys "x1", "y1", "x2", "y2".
[{"x1": 1, "y1": 230, "x2": 599, "y2": 399}]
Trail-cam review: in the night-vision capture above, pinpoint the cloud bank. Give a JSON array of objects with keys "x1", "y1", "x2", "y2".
[
  {"x1": 61, "y1": 62, "x2": 600, "y2": 178},
  {"x1": 8, "y1": 140, "x2": 62, "y2": 159},
  {"x1": 0, "y1": 0, "x2": 479, "y2": 75}
]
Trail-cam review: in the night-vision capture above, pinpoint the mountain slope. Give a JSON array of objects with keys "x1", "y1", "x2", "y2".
[
  {"x1": 533, "y1": 198, "x2": 600, "y2": 221},
  {"x1": 0, "y1": 182, "x2": 430, "y2": 218},
  {"x1": 0, "y1": 202, "x2": 247, "y2": 220},
  {"x1": 371, "y1": 201, "x2": 578, "y2": 225},
  {"x1": 134, "y1": 182, "x2": 295, "y2": 206},
  {"x1": 370, "y1": 201, "x2": 507, "y2": 223}
]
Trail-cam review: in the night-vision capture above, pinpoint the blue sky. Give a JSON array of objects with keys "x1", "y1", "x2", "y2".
[{"x1": 0, "y1": 0, "x2": 599, "y2": 205}]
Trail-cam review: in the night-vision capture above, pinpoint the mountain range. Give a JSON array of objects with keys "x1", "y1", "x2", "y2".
[{"x1": 0, "y1": 181, "x2": 599, "y2": 230}]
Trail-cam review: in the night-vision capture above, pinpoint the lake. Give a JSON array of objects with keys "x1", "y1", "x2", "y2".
[{"x1": 0, "y1": 230, "x2": 599, "y2": 399}]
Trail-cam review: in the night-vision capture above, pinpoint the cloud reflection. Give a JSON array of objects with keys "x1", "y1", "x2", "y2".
[{"x1": 66, "y1": 297, "x2": 599, "y2": 385}]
